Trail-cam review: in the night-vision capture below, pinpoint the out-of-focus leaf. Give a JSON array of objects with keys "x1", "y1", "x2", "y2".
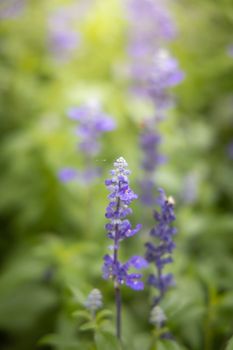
[
  {"x1": 157, "y1": 340, "x2": 187, "y2": 350},
  {"x1": 79, "y1": 321, "x2": 96, "y2": 331},
  {"x1": 225, "y1": 336, "x2": 233, "y2": 350},
  {"x1": 72, "y1": 310, "x2": 91, "y2": 321},
  {"x1": 96, "y1": 309, "x2": 113, "y2": 322},
  {"x1": 94, "y1": 330, "x2": 120, "y2": 350}
]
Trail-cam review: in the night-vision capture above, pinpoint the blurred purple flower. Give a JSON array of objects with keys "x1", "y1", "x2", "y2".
[
  {"x1": 58, "y1": 166, "x2": 101, "y2": 184},
  {"x1": 138, "y1": 121, "x2": 167, "y2": 206},
  {"x1": 48, "y1": 1, "x2": 92, "y2": 60},
  {"x1": 227, "y1": 44, "x2": 233, "y2": 58},
  {"x1": 145, "y1": 188, "x2": 177, "y2": 305},
  {"x1": 140, "y1": 126, "x2": 165, "y2": 172},
  {"x1": 181, "y1": 172, "x2": 199, "y2": 204},
  {"x1": 127, "y1": 0, "x2": 176, "y2": 58},
  {"x1": 126, "y1": 1, "x2": 184, "y2": 207},
  {"x1": 102, "y1": 157, "x2": 147, "y2": 290},
  {"x1": 227, "y1": 141, "x2": 233, "y2": 159},
  {"x1": 58, "y1": 168, "x2": 78, "y2": 182},
  {"x1": 68, "y1": 103, "x2": 116, "y2": 157},
  {"x1": 59, "y1": 102, "x2": 116, "y2": 184},
  {"x1": 48, "y1": 6, "x2": 80, "y2": 60},
  {"x1": 0, "y1": 0, "x2": 25, "y2": 19},
  {"x1": 139, "y1": 180, "x2": 156, "y2": 207},
  {"x1": 148, "y1": 49, "x2": 184, "y2": 109}
]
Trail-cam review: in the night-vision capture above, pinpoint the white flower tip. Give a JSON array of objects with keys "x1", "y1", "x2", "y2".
[
  {"x1": 114, "y1": 157, "x2": 128, "y2": 168},
  {"x1": 167, "y1": 196, "x2": 175, "y2": 205},
  {"x1": 150, "y1": 306, "x2": 167, "y2": 326}
]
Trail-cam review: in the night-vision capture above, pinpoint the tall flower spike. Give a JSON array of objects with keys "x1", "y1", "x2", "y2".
[
  {"x1": 145, "y1": 188, "x2": 177, "y2": 306},
  {"x1": 126, "y1": 0, "x2": 184, "y2": 207},
  {"x1": 103, "y1": 157, "x2": 147, "y2": 339}
]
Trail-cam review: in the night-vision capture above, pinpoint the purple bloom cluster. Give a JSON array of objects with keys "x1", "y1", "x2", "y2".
[
  {"x1": 139, "y1": 123, "x2": 166, "y2": 205},
  {"x1": 227, "y1": 44, "x2": 233, "y2": 58},
  {"x1": 145, "y1": 188, "x2": 177, "y2": 305},
  {"x1": 227, "y1": 141, "x2": 233, "y2": 159},
  {"x1": 68, "y1": 104, "x2": 116, "y2": 156},
  {"x1": 102, "y1": 157, "x2": 147, "y2": 290},
  {"x1": 103, "y1": 255, "x2": 147, "y2": 290},
  {"x1": 0, "y1": 0, "x2": 25, "y2": 20},
  {"x1": 48, "y1": 6, "x2": 79, "y2": 60},
  {"x1": 59, "y1": 102, "x2": 116, "y2": 184},
  {"x1": 140, "y1": 125, "x2": 165, "y2": 173},
  {"x1": 126, "y1": 0, "x2": 184, "y2": 206},
  {"x1": 48, "y1": 1, "x2": 92, "y2": 61},
  {"x1": 148, "y1": 49, "x2": 184, "y2": 110},
  {"x1": 127, "y1": 0, "x2": 176, "y2": 59}
]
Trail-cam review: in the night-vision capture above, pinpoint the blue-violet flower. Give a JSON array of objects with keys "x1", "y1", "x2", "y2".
[
  {"x1": 145, "y1": 188, "x2": 177, "y2": 305},
  {"x1": 102, "y1": 157, "x2": 147, "y2": 290},
  {"x1": 59, "y1": 102, "x2": 116, "y2": 184}
]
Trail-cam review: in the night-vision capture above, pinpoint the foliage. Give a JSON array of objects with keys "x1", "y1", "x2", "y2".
[{"x1": 0, "y1": 0, "x2": 233, "y2": 349}]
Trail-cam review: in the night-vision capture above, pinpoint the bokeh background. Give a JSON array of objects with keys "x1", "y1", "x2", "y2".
[{"x1": 0, "y1": 0, "x2": 233, "y2": 349}]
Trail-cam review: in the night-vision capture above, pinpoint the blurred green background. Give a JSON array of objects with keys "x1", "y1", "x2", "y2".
[{"x1": 0, "y1": 0, "x2": 233, "y2": 349}]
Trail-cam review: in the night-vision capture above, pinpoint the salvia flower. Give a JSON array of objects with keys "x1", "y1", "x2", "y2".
[
  {"x1": 48, "y1": 6, "x2": 80, "y2": 60},
  {"x1": 0, "y1": 0, "x2": 25, "y2": 20},
  {"x1": 148, "y1": 49, "x2": 184, "y2": 109},
  {"x1": 126, "y1": 0, "x2": 184, "y2": 208},
  {"x1": 127, "y1": 0, "x2": 176, "y2": 59},
  {"x1": 59, "y1": 102, "x2": 116, "y2": 184},
  {"x1": 140, "y1": 125, "x2": 165, "y2": 173},
  {"x1": 145, "y1": 188, "x2": 177, "y2": 305},
  {"x1": 47, "y1": 1, "x2": 92, "y2": 61},
  {"x1": 138, "y1": 119, "x2": 167, "y2": 206},
  {"x1": 84, "y1": 289, "x2": 103, "y2": 313},
  {"x1": 102, "y1": 157, "x2": 147, "y2": 290},
  {"x1": 68, "y1": 103, "x2": 116, "y2": 157}
]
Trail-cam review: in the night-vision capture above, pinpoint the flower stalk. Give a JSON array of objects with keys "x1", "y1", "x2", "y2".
[{"x1": 102, "y1": 157, "x2": 147, "y2": 340}]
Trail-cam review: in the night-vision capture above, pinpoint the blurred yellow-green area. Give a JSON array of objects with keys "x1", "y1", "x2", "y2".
[{"x1": 0, "y1": 0, "x2": 233, "y2": 349}]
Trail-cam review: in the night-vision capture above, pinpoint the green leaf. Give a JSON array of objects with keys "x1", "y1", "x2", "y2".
[
  {"x1": 38, "y1": 333, "x2": 80, "y2": 349},
  {"x1": 225, "y1": 336, "x2": 233, "y2": 350},
  {"x1": 72, "y1": 310, "x2": 91, "y2": 321},
  {"x1": 157, "y1": 340, "x2": 187, "y2": 350},
  {"x1": 79, "y1": 321, "x2": 96, "y2": 332},
  {"x1": 96, "y1": 309, "x2": 113, "y2": 322},
  {"x1": 38, "y1": 334, "x2": 58, "y2": 346},
  {"x1": 94, "y1": 330, "x2": 121, "y2": 350}
]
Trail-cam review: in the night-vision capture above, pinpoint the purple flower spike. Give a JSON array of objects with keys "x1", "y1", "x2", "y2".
[
  {"x1": 103, "y1": 157, "x2": 146, "y2": 339},
  {"x1": 145, "y1": 188, "x2": 177, "y2": 305},
  {"x1": 126, "y1": 0, "x2": 184, "y2": 208},
  {"x1": 102, "y1": 157, "x2": 146, "y2": 290}
]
